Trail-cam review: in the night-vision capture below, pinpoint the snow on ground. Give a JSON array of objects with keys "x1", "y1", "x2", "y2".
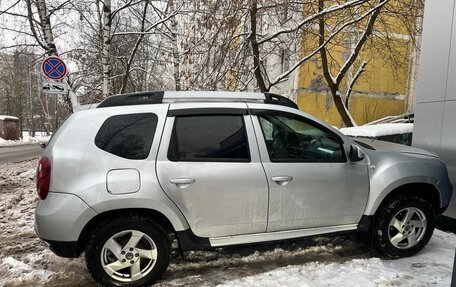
[
  {"x1": 0, "y1": 159, "x2": 455, "y2": 287},
  {"x1": 340, "y1": 123, "x2": 413, "y2": 138},
  {"x1": 0, "y1": 132, "x2": 51, "y2": 147}
]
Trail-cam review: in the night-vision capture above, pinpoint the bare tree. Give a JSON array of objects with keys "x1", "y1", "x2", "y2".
[
  {"x1": 24, "y1": 0, "x2": 79, "y2": 111},
  {"x1": 318, "y1": 0, "x2": 387, "y2": 126},
  {"x1": 0, "y1": 0, "x2": 423, "y2": 125},
  {"x1": 242, "y1": 0, "x2": 421, "y2": 127}
]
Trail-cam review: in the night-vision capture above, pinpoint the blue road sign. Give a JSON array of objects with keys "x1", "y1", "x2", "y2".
[{"x1": 41, "y1": 56, "x2": 67, "y2": 80}]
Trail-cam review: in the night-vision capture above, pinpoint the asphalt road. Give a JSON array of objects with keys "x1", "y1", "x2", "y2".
[{"x1": 0, "y1": 144, "x2": 43, "y2": 164}]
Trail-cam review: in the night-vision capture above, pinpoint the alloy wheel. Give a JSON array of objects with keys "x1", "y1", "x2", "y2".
[
  {"x1": 100, "y1": 230, "x2": 158, "y2": 282},
  {"x1": 387, "y1": 207, "x2": 427, "y2": 249}
]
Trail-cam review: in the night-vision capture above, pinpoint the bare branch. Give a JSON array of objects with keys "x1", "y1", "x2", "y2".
[
  {"x1": 0, "y1": 0, "x2": 20, "y2": 15},
  {"x1": 335, "y1": 0, "x2": 388, "y2": 85},
  {"x1": 345, "y1": 60, "x2": 367, "y2": 107},
  {"x1": 112, "y1": 8, "x2": 180, "y2": 37},
  {"x1": 258, "y1": 0, "x2": 368, "y2": 45},
  {"x1": 0, "y1": 43, "x2": 41, "y2": 50},
  {"x1": 111, "y1": 0, "x2": 144, "y2": 19},
  {"x1": 269, "y1": 1, "x2": 383, "y2": 88},
  {"x1": 48, "y1": 0, "x2": 72, "y2": 17},
  {"x1": 119, "y1": 1, "x2": 149, "y2": 94}
]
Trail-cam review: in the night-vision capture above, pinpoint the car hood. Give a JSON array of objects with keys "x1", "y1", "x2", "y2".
[{"x1": 354, "y1": 138, "x2": 439, "y2": 158}]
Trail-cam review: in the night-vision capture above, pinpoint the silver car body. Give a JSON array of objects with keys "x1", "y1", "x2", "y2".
[{"x1": 35, "y1": 91, "x2": 452, "y2": 250}]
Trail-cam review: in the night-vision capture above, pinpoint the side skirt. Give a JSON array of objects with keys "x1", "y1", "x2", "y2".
[
  {"x1": 209, "y1": 224, "x2": 358, "y2": 248},
  {"x1": 437, "y1": 215, "x2": 456, "y2": 233}
]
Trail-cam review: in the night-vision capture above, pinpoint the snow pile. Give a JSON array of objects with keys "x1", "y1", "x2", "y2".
[
  {"x1": 0, "y1": 159, "x2": 455, "y2": 287},
  {"x1": 0, "y1": 115, "x2": 19, "y2": 121},
  {"x1": 1, "y1": 256, "x2": 53, "y2": 284},
  {"x1": 218, "y1": 230, "x2": 455, "y2": 286},
  {"x1": 18, "y1": 169, "x2": 36, "y2": 180},
  {"x1": 0, "y1": 131, "x2": 51, "y2": 147},
  {"x1": 340, "y1": 123, "x2": 413, "y2": 138},
  {"x1": 0, "y1": 159, "x2": 93, "y2": 287}
]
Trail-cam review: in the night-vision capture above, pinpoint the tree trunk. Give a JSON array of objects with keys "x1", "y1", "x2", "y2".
[
  {"x1": 318, "y1": 0, "x2": 354, "y2": 127},
  {"x1": 102, "y1": 0, "x2": 112, "y2": 97},
  {"x1": 248, "y1": 0, "x2": 268, "y2": 92},
  {"x1": 36, "y1": 0, "x2": 57, "y2": 55},
  {"x1": 169, "y1": 0, "x2": 181, "y2": 91},
  {"x1": 332, "y1": 91, "x2": 355, "y2": 127}
]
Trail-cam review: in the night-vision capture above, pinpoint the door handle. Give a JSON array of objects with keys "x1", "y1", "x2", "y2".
[
  {"x1": 271, "y1": 175, "x2": 293, "y2": 186},
  {"x1": 169, "y1": 178, "x2": 195, "y2": 187}
]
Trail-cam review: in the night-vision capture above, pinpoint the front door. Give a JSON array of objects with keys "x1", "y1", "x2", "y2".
[
  {"x1": 251, "y1": 109, "x2": 369, "y2": 232},
  {"x1": 156, "y1": 109, "x2": 269, "y2": 238}
]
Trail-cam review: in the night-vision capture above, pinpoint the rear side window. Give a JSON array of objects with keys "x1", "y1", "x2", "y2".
[
  {"x1": 95, "y1": 113, "x2": 157, "y2": 159},
  {"x1": 168, "y1": 115, "x2": 250, "y2": 162}
]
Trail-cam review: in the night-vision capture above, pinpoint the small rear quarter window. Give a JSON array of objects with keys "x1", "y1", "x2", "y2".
[{"x1": 95, "y1": 113, "x2": 157, "y2": 159}]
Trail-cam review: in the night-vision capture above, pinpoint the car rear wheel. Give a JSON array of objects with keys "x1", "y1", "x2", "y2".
[
  {"x1": 85, "y1": 216, "x2": 170, "y2": 287},
  {"x1": 374, "y1": 194, "x2": 435, "y2": 258}
]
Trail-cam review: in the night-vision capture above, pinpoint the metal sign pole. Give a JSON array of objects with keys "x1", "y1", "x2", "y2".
[
  {"x1": 54, "y1": 95, "x2": 58, "y2": 132},
  {"x1": 28, "y1": 64, "x2": 35, "y2": 137}
]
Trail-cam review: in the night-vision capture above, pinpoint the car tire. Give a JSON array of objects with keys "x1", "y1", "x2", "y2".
[
  {"x1": 374, "y1": 194, "x2": 435, "y2": 258},
  {"x1": 85, "y1": 216, "x2": 170, "y2": 287}
]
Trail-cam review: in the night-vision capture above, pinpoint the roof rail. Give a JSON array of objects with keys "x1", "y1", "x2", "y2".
[
  {"x1": 97, "y1": 92, "x2": 164, "y2": 108},
  {"x1": 264, "y1": 93, "x2": 298, "y2": 109},
  {"x1": 97, "y1": 91, "x2": 298, "y2": 109}
]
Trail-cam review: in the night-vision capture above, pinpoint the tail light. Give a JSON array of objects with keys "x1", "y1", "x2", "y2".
[{"x1": 36, "y1": 157, "x2": 51, "y2": 200}]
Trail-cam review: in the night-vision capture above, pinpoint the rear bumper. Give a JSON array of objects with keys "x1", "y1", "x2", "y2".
[
  {"x1": 35, "y1": 192, "x2": 97, "y2": 245},
  {"x1": 42, "y1": 240, "x2": 80, "y2": 258}
]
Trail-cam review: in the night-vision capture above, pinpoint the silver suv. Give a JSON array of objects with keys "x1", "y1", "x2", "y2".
[{"x1": 35, "y1": 91, "x2": 452, "y2": 286}]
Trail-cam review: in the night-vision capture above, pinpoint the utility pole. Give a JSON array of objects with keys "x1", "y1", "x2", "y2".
[{"x1": 28, "y1": 63, "x2": 35, "y2": 137}]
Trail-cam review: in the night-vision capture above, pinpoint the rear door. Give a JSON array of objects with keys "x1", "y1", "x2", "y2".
[
  {"x1": 249, "y1": 106, "x2": 369, "y2": 231},
  {"x1": 156, "y1": 103, "x2": 269, "y2": 238}
]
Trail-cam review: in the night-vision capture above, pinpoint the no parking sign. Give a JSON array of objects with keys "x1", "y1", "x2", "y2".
[{"x1": 41, "y1": 56, "x2": 67, "y2": 80}]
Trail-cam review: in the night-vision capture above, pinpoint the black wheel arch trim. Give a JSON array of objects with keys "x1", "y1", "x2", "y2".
[
  {"x1": 357, "y1": 215, "x2": 375, "y2": 248},
  {"x1": 176, "y1": 229, "x2": 212, "y2": 251}
]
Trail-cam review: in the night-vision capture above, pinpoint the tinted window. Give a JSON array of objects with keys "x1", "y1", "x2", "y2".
[
  {"x1": 168, "y1": 115, "x2": 249, "y2": 162},
  {"x1": 95, "y1": 113, "x2": 157, "y2": 159},
  {"x1": 258, "y1": 114, "x2": 345, "y2": 162}
]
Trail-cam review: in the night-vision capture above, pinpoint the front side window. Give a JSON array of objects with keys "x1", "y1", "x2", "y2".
[
  {"x1": 95, "y1": 113, "x2": 157, "y2": 159},
  {"x1": 168, "y1": 115, "x2": 250, "y2": 162},
  {"x1": 258, "y1": 113, "x2": 345, "y2": 162}
]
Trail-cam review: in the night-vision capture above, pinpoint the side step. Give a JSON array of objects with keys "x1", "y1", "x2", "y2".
[{"x1": 209, "y1": 224, "x2": 358, "y2": 247}]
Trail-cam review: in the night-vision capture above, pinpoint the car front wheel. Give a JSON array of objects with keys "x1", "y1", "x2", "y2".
[
  {"x1": 85, "y1": 217, "x2": 170, "y2": 287},
  {"x1": 374, "y1": 194, "x2": 435, "y2": 258}
]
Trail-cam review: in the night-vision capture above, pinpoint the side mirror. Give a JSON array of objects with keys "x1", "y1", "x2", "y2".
[
  {"x1": 39, "y1": 143, "x2": 47, "y2": 149},
  {"x1": 349, "y1": 144, "x2": 365, "y2": 162}
]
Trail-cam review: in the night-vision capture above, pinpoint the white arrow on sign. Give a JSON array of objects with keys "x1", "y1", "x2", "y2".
[{"x1": 42, "y1": 81, "x2": 68, "y2": 94}]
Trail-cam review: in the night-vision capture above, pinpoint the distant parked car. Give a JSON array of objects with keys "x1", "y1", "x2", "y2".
[
  {"x1": 340, "y1": 122, "x2": 413, "y2": 146},
  {"x1": 340, "y1": 114, "x2": 414, "y2": 146}
]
